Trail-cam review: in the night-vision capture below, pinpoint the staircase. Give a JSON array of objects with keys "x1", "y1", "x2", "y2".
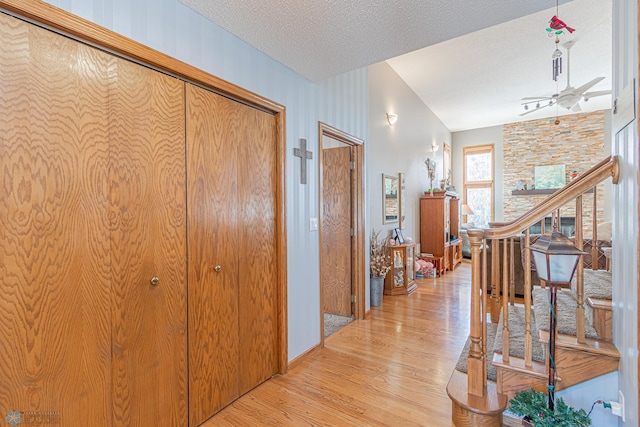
[{"x1": 447, "y1": 156, "x2": 620, "y2": 426}]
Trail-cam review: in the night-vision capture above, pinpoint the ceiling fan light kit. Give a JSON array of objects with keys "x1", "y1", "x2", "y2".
[{"x1": 520, "y1": 40, "x2": 610, "y2": 119}]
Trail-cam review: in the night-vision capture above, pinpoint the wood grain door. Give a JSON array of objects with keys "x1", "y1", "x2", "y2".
[
  {"x1": 108, "y1": 57, "x2": 187, "y2": 426},
  {"x1": 0, "y1": 13, "x2": 112, "y2": 425},
  {"x1": 322, "y1": 146, "x2": 353, "y2": 316},
  {"x1": 187, "y1": 85, "x2": 240, "y2": 426},
  {"x1": 236, "y1": 99, "x2": 279, "y2": 395},
  {"x1": 187, "y1": 84, "x2": 278, "y2": 425}
]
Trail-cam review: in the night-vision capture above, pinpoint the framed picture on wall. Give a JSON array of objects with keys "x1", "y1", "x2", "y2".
[
  {"x1": 398, "y1": 172, "x2": 406, "y2": 229},
  {"x1": 383, "y1": 174, "x2": 399, "y2": 224}
]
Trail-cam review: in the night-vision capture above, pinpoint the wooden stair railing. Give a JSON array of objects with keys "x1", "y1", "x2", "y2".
[{"x1": 449, "y1": 155, "x2": 619, "y2": 426}]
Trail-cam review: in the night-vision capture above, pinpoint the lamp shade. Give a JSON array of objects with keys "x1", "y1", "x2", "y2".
[
  {"x1": 528, "y1": 230, "x2": 586, "y2": 286},
  {"x1": 461, "y1": 204, "x2": 474, "y2": 216}
]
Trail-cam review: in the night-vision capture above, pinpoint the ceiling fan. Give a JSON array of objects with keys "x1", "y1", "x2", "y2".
[{"x1": 520, "y1": 40, "x2": 611, "y2": 116}]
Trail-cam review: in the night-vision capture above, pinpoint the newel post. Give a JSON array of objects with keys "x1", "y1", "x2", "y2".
[{"x1": 467, "y1": 230, "x2": 486, "y2": 396}]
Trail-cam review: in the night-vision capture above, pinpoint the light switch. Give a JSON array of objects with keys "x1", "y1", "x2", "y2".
[{"x1": 310, "y1": 218, "x2": 319, "y2": 231}]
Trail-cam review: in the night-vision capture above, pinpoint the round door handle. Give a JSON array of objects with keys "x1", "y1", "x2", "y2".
[
  {"x1": 150, "y1": 277, "x2": 159, "y2": 286},
  {"x1": 214, "y1": 266, "x2": 222, "y2": 272}
]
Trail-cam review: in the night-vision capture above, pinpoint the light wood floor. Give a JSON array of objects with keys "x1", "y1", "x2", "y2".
[{"x1": 204, "y1": 263, "x2": 472, "y2": 426}]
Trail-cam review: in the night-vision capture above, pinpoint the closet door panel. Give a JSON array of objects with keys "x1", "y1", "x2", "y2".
[
  {"x1": 108, "y1": 57, "x2": 187, "y2": 426},
  {"x1": 186, "y1": 85, "x2": 240, "y2": 426},
  {"x1": 237, "y1": 105, "x2": 279, "y2": 393},
  {"x1": 0, "y1": 14, "x2": 112, "y2": 426}
]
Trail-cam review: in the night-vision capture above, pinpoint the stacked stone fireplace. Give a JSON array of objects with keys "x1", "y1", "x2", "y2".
[{"x1": 502, "y1": 111, "x2": 607, "y2": 234}]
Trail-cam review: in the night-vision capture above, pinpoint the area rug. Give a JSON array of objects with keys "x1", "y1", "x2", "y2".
[
  {"x1": 324, "y1": 313, "x2": 354, "y2": 338},
  {"x1": 455, "y1": 305, "x2": 546, "y2": 382}
]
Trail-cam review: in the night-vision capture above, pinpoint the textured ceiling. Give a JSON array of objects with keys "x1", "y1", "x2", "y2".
[
  {"x1": 179, "y1": 0, "x2": 611, "y2": 132},
  {"x1": 179, "y1": 0, "x2": 571, "y2": 82}
]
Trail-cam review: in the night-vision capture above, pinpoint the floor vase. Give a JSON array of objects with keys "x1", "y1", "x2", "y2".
[{"x1": 370, "y1": 276, "x2": 384, "y2": 307}]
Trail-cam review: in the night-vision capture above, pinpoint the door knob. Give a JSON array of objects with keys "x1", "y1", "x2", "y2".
[
  {"x1": 214, "y1": 266, "x2": 221, "y2": 272},
  {"x1": 150, "y1": 277, "x2": 159, "y2": 286}
]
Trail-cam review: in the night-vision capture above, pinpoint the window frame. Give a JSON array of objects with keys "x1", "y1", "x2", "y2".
[{"x1": 462, "y1": 144, "x2": 495, "y2": 225}]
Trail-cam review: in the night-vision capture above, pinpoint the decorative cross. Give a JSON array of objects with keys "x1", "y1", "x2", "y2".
[{"x1": 293, "y1": 138, "x2": 313, "y2": 184}]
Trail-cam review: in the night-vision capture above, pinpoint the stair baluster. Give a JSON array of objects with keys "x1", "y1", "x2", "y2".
[
  {"x1": 524, "y1": 229, "x2": 533, "y2": 368},
  {"x1": 592, "y1": 186, "x2": 598, "y2": 270},
  {"x1": 490, "y1": 238, "x2": 500, "y2": 322},
  {"x1": 501, "y1": 238, "x2": 510, "y2": 362},
  {"x1": 576, "y1": 195, "x2": 586, "y2": 343}
]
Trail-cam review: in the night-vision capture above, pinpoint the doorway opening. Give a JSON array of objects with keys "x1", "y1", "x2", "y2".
[{"x1": 318, "y1": 123, "x2": 365, "y2": 343}]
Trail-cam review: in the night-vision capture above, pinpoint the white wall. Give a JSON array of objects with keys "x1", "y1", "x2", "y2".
[
  {"x1": 368, "y1": 61, "x2": 452, "y2": 245},
  {"x1": 451, "y1": 125, "x2": 505, "y2": 222},
  {"x1": 612, "y1": 1, "x2": 639, "y2": 425},
  {"x1": 42, "y1": 0, "x2": 369, "y2": 361}
]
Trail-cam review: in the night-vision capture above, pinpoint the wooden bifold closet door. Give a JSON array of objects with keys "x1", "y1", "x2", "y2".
[
  {"x1": 186, "y1": 84, "x2": 279, "y2": 426},
  {"x1": 0, "y1": 12, "x2": 187, "y2": 426}
]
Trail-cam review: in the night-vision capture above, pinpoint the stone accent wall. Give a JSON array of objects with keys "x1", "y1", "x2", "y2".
[{"x1": 503, "y1": 111, "x2": 606, "y2": 235}]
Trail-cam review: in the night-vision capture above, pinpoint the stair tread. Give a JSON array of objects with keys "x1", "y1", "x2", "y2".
[
  {"x1": 446, "y1": 369, "x2": 508, "y2": 415},
  {"x1": 492, "y1": 353, "x2": 549, "y2": 379},
  {"x1": 587, "y1": 297, "x2": 613, "y2": 310},
  {"x1": 538, "y1": 330, "x2": 620, "y2": 358}
]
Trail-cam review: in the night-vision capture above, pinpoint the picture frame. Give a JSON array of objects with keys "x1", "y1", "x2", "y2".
[
  {"x1": 393, "y1": 227, "x2": 405, "y2": 244},
  {"x1": 398, "y1": 172, "x2": 406, "y2": 230},
  {"x1": 382, "y1": 174, "x2": 399, "y2": 224},
  {"x1": 534, "y1": 164, "x2": 566, "y2": 189}
]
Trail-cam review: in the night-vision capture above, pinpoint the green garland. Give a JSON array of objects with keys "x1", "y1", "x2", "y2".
[{"x1": 509, "y1": 389, "x2": 591, "y2": 426}]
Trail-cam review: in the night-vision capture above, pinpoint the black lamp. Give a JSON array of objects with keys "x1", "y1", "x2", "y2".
[{"x1": 528, "y1": 229, "x2": 586, "y2": 410}]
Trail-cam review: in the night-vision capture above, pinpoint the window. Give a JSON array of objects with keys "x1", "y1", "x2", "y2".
[{"x1": 463, "y1": 145, "x2": 494, "y2": 228}]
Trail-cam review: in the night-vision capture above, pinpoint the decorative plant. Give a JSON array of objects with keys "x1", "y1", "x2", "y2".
[
  {"x1": 370, "y1": 229, "x2": 392, "y2": 277},
  {"x1": 425, "y1": 158, "x2": 437, "y2": 194},
  {"x1": 509, "y1": 389, "x2": 591, "y2": 426}
]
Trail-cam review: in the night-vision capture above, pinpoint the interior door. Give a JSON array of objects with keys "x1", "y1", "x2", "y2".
[
  {"x1": 187, "y1": 84, "x2": 278, "y2": 425},
  {"x1": 0, "y1": 13, "x2": 112, "y2": 425},
  {"x1": 108, "y1": 56, "x2": 187, "y2": 426},
  {"x1": 236, "y1": 99, "x2": 279, "y2": 394},
  {"x1": 322, "y1": 145, "x2": 353, "y2": 317},
  {"x1": 187, "y1": 84, "x2": 240, "y2": 425}
]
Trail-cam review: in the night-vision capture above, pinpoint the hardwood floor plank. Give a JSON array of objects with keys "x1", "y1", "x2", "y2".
[{"x1": 202, "y1": 263, "x2": 472, "y2": 426}]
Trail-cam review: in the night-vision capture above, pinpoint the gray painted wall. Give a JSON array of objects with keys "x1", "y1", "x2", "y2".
[{"x1": 368, "y1": 61, "x2": 452, "y2": 247}]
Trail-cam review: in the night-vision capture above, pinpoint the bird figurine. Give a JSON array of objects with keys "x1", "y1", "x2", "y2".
[{"x1": 548, "y1": 15, "x2": 575, "y2": 33}]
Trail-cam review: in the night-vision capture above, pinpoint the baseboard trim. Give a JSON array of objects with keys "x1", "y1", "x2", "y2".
[{"x1": 287, "y1": 343, "x2": 321, "y2": 370}]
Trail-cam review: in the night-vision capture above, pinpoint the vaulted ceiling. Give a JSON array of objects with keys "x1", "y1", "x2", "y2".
[{"x1": 179, "y1": 0, "x2": 611, "y2": 131}]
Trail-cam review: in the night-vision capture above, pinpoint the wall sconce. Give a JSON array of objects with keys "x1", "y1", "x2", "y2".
[
  {"x1": 431, "y1": 141, "x2": 440, "y2": 153},
  {"x1": 386, "y1": 113, "x2": 398, "y2": 126}
]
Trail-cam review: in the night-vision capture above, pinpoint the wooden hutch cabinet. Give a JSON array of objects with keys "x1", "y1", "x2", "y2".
[
  {"x1": 419, "y1": 192, "x2": 462, "y2": 272},
  {"x1": 384, "y1": 243, "x2": 417, "y2": 295}
]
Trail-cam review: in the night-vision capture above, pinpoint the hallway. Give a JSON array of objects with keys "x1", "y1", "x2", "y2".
[{"x1": 205, "y1": 263, "x2": 472, "y2": 426}]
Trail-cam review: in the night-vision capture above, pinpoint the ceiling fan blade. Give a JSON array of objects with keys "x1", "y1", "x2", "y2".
[
  {"x1": 519, "y1": 103, "x2": 553, "y2": 116},
  {"x1": 574, "y1": 77, "x2": 605, "y2": 96},
  {"x1": 521, "y1": 96, "x2": 553, "y2": 101},
  {"x1": 583, "y1": 90, "x2": 612, "y2": 100},
  {"x1": 571, "y1": 103, "x2": 582, "y2": 112}
]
